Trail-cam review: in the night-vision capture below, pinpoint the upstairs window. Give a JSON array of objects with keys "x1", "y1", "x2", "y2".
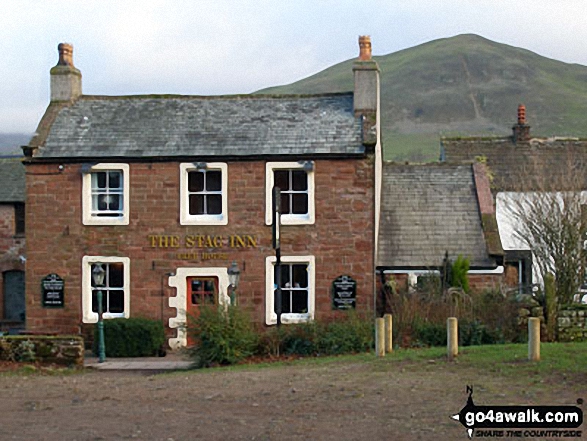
[
  {"x1": 265, "y1": 162, "x2": 315, "y2": 225},
  {"x1": 82, "y1": 163, "x2": 130, "y2": 226},
  {"x1": 14, "y1": 202, "x2": 25, "y2": 235},
  {"x1": 180, "y1": 163, "x2": 228, "y2": 225}
]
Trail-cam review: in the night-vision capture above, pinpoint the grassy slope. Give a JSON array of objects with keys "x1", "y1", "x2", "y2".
[{"x1": 258, "y1": 34, "x2": 587, "y2": 161}]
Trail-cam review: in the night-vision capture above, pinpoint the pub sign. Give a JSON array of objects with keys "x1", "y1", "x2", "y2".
[
  {"x1": 332, "y1": 275, "x2": 357, "y2": 310},
  {"x1": 42, "y1": 274, "x2": 65, "y2": 308}
]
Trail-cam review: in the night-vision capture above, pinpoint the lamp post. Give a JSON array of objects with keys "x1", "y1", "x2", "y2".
[
  {"x1": 227, "y1": 261, "x2": 241, "y2": 306},
  {"x1": 92, "y1": 263, "x2": 106, "y2": 363}
]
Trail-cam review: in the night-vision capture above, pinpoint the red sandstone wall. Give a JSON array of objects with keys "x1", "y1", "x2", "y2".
[{"x1": 25, "y1": 158, "x2": 375, "y2": 336}]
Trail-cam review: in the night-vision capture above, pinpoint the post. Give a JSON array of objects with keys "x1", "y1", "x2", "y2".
[
  {"x1": 97, "y1": 290, "x2": 106, "y2": 363},
  {"x1": 528, "y1": 317, "x2": 540, "y2": 361},
  {"x1": 384, "y1": 314, "x2": 393, "y2": 353},
  {"x1": 447, "y1": 317, "x2": 458, "y2": 360},
  {"x1": 375, "y1": 317, "x2": 385, "y2": 357},
  {"x1": 272, "y1": 187, "x2": 282, "y2": 327}
]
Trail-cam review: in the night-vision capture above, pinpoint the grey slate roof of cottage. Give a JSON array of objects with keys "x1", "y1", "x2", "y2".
[
  {"x1": 0, "y1": 158, "x2": 25, "y2": 202},
  {"x1": 441, "y1": 137, "x2": 587, "y2": 192},
  {"x1": 31, "y1": 93, "x2": 364, "y2": 159},
  {"x1": 377, "y1": 163, "x2": 497, "y2": 269}
]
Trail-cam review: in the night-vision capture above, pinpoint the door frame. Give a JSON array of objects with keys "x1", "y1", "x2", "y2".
[{"x1": 168, "y1": 267, "x2": 229, "y2": 349}]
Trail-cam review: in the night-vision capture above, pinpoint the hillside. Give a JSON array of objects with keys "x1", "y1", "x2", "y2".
[
  {"x1": 0, "y1": 133, "x2": 29, "y2": 156},
  {"x1": 258, "y1": 34, "x2": 587, "y2": 161}
]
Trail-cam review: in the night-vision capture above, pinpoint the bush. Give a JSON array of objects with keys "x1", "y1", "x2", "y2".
[
  {"x1": 188, "y1": 305, "x2": 258, "y2": 368},
  {"x1": 451, "y1": 255, "x2": 470, "y2": 293},
  {"x1": 316, "y1": 314, "x2": 374, "y2": 355},
  {"x1": 93, "y1": 317, "x2": 165, "y2": 357},
  {"x1": 459, "y1": 319, "x2": 504, "y2": 346},
  {"x1": 257, "y1": 312, "x2": 374, "y2": 358},
  {"x1": 412, "y1": 320, "x2": 446, "y2": 347}
]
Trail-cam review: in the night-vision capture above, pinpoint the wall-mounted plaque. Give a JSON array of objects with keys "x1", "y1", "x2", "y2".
[
  {"x1": 42, "y1": 274, "x2": 64, "y2": 308},
  {"x1": 332, "y1": 275, "x2": 357, "y2": 310}
]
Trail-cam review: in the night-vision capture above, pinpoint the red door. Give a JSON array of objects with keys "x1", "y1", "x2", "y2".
[{"x1": 186, "y1": 277, "x2": 218, "y2": 346}]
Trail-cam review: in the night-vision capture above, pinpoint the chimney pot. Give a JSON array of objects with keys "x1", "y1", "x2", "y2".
[
  {"x1": 358, "y1": 36, "x2": 372, "y2": 61},
  {"x1": 517, "y1": 104, "x2": 526, "y2": 125},
  {"x1": 512, "y1": 104, "x2": 530, "y2": 143},
  {"x1": 57, "y1": 43, "x2": 74, "y2": 67}
]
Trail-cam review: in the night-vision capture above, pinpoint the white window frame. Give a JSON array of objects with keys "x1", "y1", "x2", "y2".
[
  {"x1": 82, "y1": 163, "x2": 130, "y2": 226},
  {"x1": 265, "y1": 162, "x2": 315, "y2": 225},
  {"x1": 81, "y1": 256, "x2": 131, "y2": 323},
  {"x1": 265, "y1": 255, "x2": 315, "y2": 325},
  {"x1": 180, "y1": 163, "x2": 228, "y2": 225}
]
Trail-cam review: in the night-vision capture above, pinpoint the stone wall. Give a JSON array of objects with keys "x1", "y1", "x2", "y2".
[
  {"x1": 25, "y1": 157, "x2": 375, "y2": 343},
  {"x1": 0, "y1": 335, "x2": 84, "y2": 365},
  {"x1": 557, "y1": 308, "x2": 587, "y2": 342}
]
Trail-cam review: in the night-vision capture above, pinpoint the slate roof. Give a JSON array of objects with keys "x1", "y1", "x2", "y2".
[
  {"x1": 441, "y1": 137, "x2": 587, "y2": 192},
  {"x1": 377, "y1": 163, "x2": 497, "y2": 269},
  {"x1": 30, "y1": 93, "x2": 364, "y2": 159},
  {"x1": 0, "y1": 158, "x2": 25, "y2": 202}
]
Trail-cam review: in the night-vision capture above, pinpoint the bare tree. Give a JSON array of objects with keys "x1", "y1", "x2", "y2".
[{"x1": 497, "y1": 151, "x2": 587, "y2": 305}]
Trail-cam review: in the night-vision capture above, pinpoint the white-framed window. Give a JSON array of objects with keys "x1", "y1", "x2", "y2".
[
  {"x1": 81, "y1": 256, "x2": 130, "y2": 323},
  {"x1": 180, "y1": 163, "x2": 228, "y2": 225},
  {"x1": 82, "y1": 163, "x2": 130, "y2": 226},
  {"x1": 265, "y1": 162, "x2": 315, "y2": 225},
  {"x1": 265, "y1": 255, "x2": 315, "y2": 325}
]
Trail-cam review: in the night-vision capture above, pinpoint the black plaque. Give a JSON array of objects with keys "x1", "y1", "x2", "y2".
[
  {"x1": 332, "y1": 275, "x2": 357, "y2": 310},
  {"x1": 42, "y1": 274, "x2": 64, "y2": 308}
]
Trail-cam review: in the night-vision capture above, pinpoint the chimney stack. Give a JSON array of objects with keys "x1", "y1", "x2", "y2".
[
  {"x1": 512, "y1": 104, "x2": 530, "y2": 143},
  {"x1": 353, "y1": 36, "x2": 380, "y2": 146},
  {"x1": 50, "y1": 43, "x2": 82, "y2": 102}
]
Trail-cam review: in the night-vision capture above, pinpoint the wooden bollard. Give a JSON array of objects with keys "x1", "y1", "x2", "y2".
[
  {"x1": 528, "y1": 317, "x2": 540, "y2": 361},
  {"x1": 384, "y1": 314, "x2": 393, "y2": 353},
  {"x1": 447, "y1": 317, "x2": 458, "y2": 360},
  {"x1": 375, "y1": 318, "x2": 385, "y2": 357}
]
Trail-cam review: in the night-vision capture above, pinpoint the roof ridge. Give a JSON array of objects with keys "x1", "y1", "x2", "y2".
[{"x1": 79, "y1": 92, "x2": 354, "y2": 101}]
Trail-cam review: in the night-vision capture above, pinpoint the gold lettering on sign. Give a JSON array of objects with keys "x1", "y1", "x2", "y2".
[{"x1": 149, "y1": 234, "x2": 259, "y2": 250}]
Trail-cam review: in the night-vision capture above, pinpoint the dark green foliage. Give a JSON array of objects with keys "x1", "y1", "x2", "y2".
[
  {"x1": 451, "y1": 255, "x2": 470, "y2": 293},
  {"x1": 412, "y1": 320, "x2": 447, "y2": 347},
  {"x1": 188, "y1": 305, "x2": 259, "y2": 368},
  {"x1": 316, "y1": 314, "x2": 374, "y2": 355},
  {"x1": 93, "y1": 317, "x2": 165, "y2": 357},
  {"x1": 411, "y1": 318, "x2": 504, "y2": 347},
  {"x1": 459, "y1": 320, "x2": 504, "y2": 346}
]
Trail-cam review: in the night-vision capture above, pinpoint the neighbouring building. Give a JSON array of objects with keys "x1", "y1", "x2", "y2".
[
  {"x1": 442, "y1": 105, "x2": 587, "y2": 293},
  {"x1": 376, "y1": 162, "x2": 504, "y2": 310},
  {"x1": 23, "y1": 39, "x2": 381, "y2": 347},
  {"x1": 0, "y1": 158, "x2": 26, "y2": 331}
]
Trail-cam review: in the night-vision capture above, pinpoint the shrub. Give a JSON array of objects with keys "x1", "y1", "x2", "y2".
[
  {"x1": 93, "y1": 317, "x2": 165, "y2": 357},
  {"x1": 451, "y1": 255, "x2": 470, "y2": 293},
  {"x1": 316, "y1": 313, "x2": 374, "y2": 355},
  {"x1": 257, "y1": 312, "x2": 374, "y2": 358},
  {"x1": 412, "y1": 320, "x2": 446, "y2": 347},
  {"x1": 188, "y1": 305, "x2": 258, "y2": 368}
]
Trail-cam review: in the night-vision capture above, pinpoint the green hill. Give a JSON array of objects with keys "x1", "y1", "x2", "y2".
[{"x1": 257, "y1": 34, "x2": 587, "y2": 161}]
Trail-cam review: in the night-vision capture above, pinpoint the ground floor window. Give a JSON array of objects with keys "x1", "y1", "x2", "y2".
[
  {"x1": 265, "y1": 255, "x2": 315, "y2": 325},
  {"x1": 82, "y1": 256, "x2": 130, "y2": 323}
]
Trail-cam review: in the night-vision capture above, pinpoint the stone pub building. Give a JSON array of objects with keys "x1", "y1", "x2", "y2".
[{"x1": 23, "y1": 39, "x2": 381, "y2": 347}]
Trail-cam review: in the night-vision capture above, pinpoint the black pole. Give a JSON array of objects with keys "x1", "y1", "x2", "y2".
[
  {"x1": 276, "y1": 247, "x2": 282, "y2": 327},
  {"x1": 272, "y1": 186, "x2": 282, "y2": 327}
]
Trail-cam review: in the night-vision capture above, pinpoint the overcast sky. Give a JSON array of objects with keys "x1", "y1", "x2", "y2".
[{"x1": 1, "y1": 0, "x2": 586, "y2": 134}]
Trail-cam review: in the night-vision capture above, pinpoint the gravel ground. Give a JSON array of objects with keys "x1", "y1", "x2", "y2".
[{"x1": 0, "y1": 356, "x2": 584, "y2": 441}]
